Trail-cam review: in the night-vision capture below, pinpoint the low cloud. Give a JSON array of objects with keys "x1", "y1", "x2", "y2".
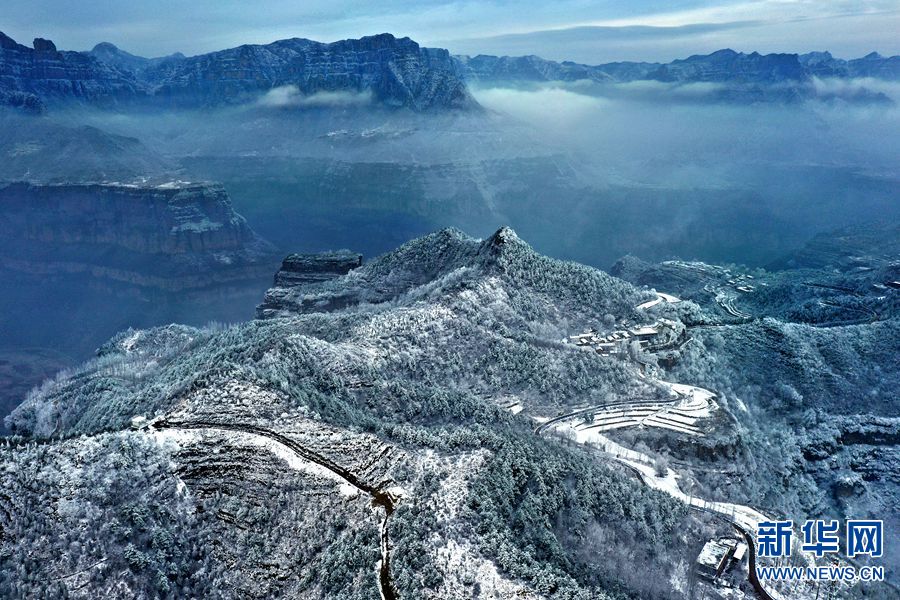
[
  {"x1": 259, "y1": 86, "x2": 374, "y2": 109},
  {"x1": 468, "y1": 81, "x2": 900, "y2": 181},
  {"x1": 472, "y1": 86, "x2": 608, "y2": 127},
  {"x1": 812, "y1": 76, "x2": 900, "y2": 103}
]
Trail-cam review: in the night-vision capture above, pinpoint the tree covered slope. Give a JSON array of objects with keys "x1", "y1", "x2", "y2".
[{"x1": 2, "y1": 227, "x2": 692, "y2": 600}]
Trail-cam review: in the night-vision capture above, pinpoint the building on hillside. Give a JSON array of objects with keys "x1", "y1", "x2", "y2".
[
  {"x1": 696, "y1": 537, "x2": 744, "y2": 581},
  {"x1": 567, "y1": 319, "x2": 685, "y2": 356}
]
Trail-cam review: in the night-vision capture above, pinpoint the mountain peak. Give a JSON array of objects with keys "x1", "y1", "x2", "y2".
[
  {"x1": 478, "y1": 226, "x2": 533, "y2": 268},
  {"x1": 486, "y1": 226, "x2": 523, "y2": 248},
  {"x1": 32, "y1": 38, "x2": 57, "y2": 53},
  {"x1": 92, "y1": 42, "x2": 119, "y2": 52}
]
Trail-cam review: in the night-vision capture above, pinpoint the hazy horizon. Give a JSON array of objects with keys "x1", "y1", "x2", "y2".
[{"x1": 1, "y1": 0, "x2": 898, "y2": 63}]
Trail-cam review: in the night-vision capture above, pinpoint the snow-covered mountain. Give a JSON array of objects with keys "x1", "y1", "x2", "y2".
[{"x1": 4, "y1": 225, "x2": 896, "y2": 597}]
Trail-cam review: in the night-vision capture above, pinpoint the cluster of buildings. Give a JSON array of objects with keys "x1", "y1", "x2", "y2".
[
  {"x1": 568, "y1": 319, "x2": 684, "y2": 356},
  {"x1": 726, "y1": 273, "x2": 756, "y2": 293}
]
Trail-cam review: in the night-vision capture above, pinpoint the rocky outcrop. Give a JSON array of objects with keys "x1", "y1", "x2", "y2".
[
  {"x1": 0, "y1": 181, "x2": 277, "y2": 290},
  {"x1": 0, "y1": 31, "x2": 476, "y2": 111},
  {"x1": 0, "y1": 89, "x2": 44, "y2": 113},
  {"x1": 0, "y1": 32, "x2": 140, "y2": 106},
  {"x1": 273, "y1": 251, "x2": 362, "y2": 287},
  {"x1": 257, "y1": 251, "x2": 362, "y2": 317}
]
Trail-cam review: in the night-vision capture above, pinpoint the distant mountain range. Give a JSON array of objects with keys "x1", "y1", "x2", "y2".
[
  {"x1": 1, "y1": 29, "x2": 898, "y2": 113},
  {"x1": 0, "y1": 31, "x2": 474, "y2": 112},
  {"x1": 454, "y1": 48, "x2": 900, "y2": 85}
]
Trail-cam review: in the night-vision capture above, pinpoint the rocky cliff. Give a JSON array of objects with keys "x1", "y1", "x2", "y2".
[
  {"x1": 456, "y1": 48, "x2": 900, "y2": 103},
  {"x1": 272, "y1": 251, "x2": 362, "y2": 287},
  {"x1": 800, "y1": 51, "x2": 900, "y2": 80},
  {"x1": 0, "y1": 31, "x2": 476, "y2": 111},
  {"x1": 142, "y1": 34, "x2": 475, "y2": 110},
  {"x1": 0, "y1": 181, "x2": 277, "y2": 290},
  {"x1": 0, "y1": 32, "x2": 139, "y2": 109},
  {"x1": 258, "y1": 251, "x2": 363, "y2": 317},
  {"x1": 457, "y1": 49, "x2": 812, "y2": 85},
  {"x1": 455, "y1": 54, "x2": 615, "y2": 83}
]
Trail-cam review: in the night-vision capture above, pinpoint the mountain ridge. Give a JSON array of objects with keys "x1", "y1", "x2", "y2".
[
  {"x1": 455, "y1": 48, "x2": 900, "y2": 84},
  {"x1": 4, "y1": 28, "x2": 898, "y2": 113},
  {"x1": 0, "y1": 31, "x2": 476, "y2": 111}
]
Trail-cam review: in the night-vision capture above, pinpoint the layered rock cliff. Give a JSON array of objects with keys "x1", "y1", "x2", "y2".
[
  {"x1": 455, "y1": 48, "x2": 899, "y2": 103},
  {"x1": 0, "y1": 31, "x2": 476, "y2": 111},
  {"x1": 0, "y1": 181, "x2": 277, "y2": 290},
  {"x1": 457, "y1": 48, "x2": 900, "y2": 85},
  {"x1": 258, "y1": 251, "x2": 363, "y2": 317},
  {"x1": 272, "y1": 251, "x2": 362, "y2": 287},
  {"x1": 0, "y1": 32, "x2": 139, "y2": 108}
]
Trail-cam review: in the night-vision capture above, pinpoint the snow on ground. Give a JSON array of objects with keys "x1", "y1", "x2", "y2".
[
  {"x1": 152, "y1": 425, "x2": 362, "y2": 496},
  {"x1": 571, "y1": 380, "x2": 717, "y2": 436},
  {"x1": 567, "y1": 425, "x2": 775, "y2": 531},
  {"x1": 120, "y1": 330, "x2": 142, "y2": 353},
  {"x1": 238, "y1": 432, "x2": 363, "y2": 495},
  {"x1": 152, "y1": 426, "x2": 201, "y2": 446},
  {"x1": 636, "y1": 292, "x2": 681, "y2": 310},
  {"x1": 433, "y1": 538, "x2": 541, "y2": 599},
  {"x1": 426, "y1": 449, "x2": 490, "y2": 524},
  {"x1": 385, "y1": 485, "x2": 409, "y2": 500},
  {"x1": 636, "y1": 296, "x2": 663, "y2": 311}
]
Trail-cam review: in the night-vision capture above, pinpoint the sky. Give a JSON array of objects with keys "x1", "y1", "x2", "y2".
[{"x1": 0, "y1": 0, "x2": 898, "y2": 63}]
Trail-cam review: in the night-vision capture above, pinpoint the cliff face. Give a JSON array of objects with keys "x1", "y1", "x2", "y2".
[
  {"x1": 647, "y1": 49, "x2": 807, "y2": 83},
  {"x1": 0, "y1": 32, "x2": 139, "y2": 108},
  {"x1": 272, "y1": 251, "x2": 362, "y2": 287},
  {"x1": 456, "y1": 54, "x2": 615, "y2": 83},
  {"x1": 0, "y1": 181, "x2": 277, "y2": 290},
  {"x1": 257, "y1": 251, "x2": 363, "y2": 317},
  {"x1": 144, "y1": 34, "x2": 475, "y2": 110},
  {"x1": 455, "y1": 49, "x2": 809, "y2": 85},
  {"x1": 456, "y1": 48, "x2": 900, "y2": 104},
  {"x1": 0, "y1": 31, "x2": 476, "y2": 111}
]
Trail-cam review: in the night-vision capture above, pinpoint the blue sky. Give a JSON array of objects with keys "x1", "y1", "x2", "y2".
[{"x1": 1, "y1": 0, "x2": 897, "y2": 62}]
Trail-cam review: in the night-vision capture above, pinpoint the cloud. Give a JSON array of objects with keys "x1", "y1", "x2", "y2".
[
  {"x1": 468, "y1": 82, "x2": 899, "y2": 177},
  {"x1": 258, "y1": 86, "x2": 374, "y2": 109},
  {"x1": 1, "y1": 0, "x2": 897, "y2": 61},
  {"x1": 471, "y1": 86, "x2": 609, "y2": 127},
  {"x1": 435, "y1": 2, "x2": 900, "y2": 63},
  {"x1": 811, "y1": 76, "x2": 900, "y2": 103},
  {"x1": 441, "y1": 21, "x2": 762, "y2": 62}
]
